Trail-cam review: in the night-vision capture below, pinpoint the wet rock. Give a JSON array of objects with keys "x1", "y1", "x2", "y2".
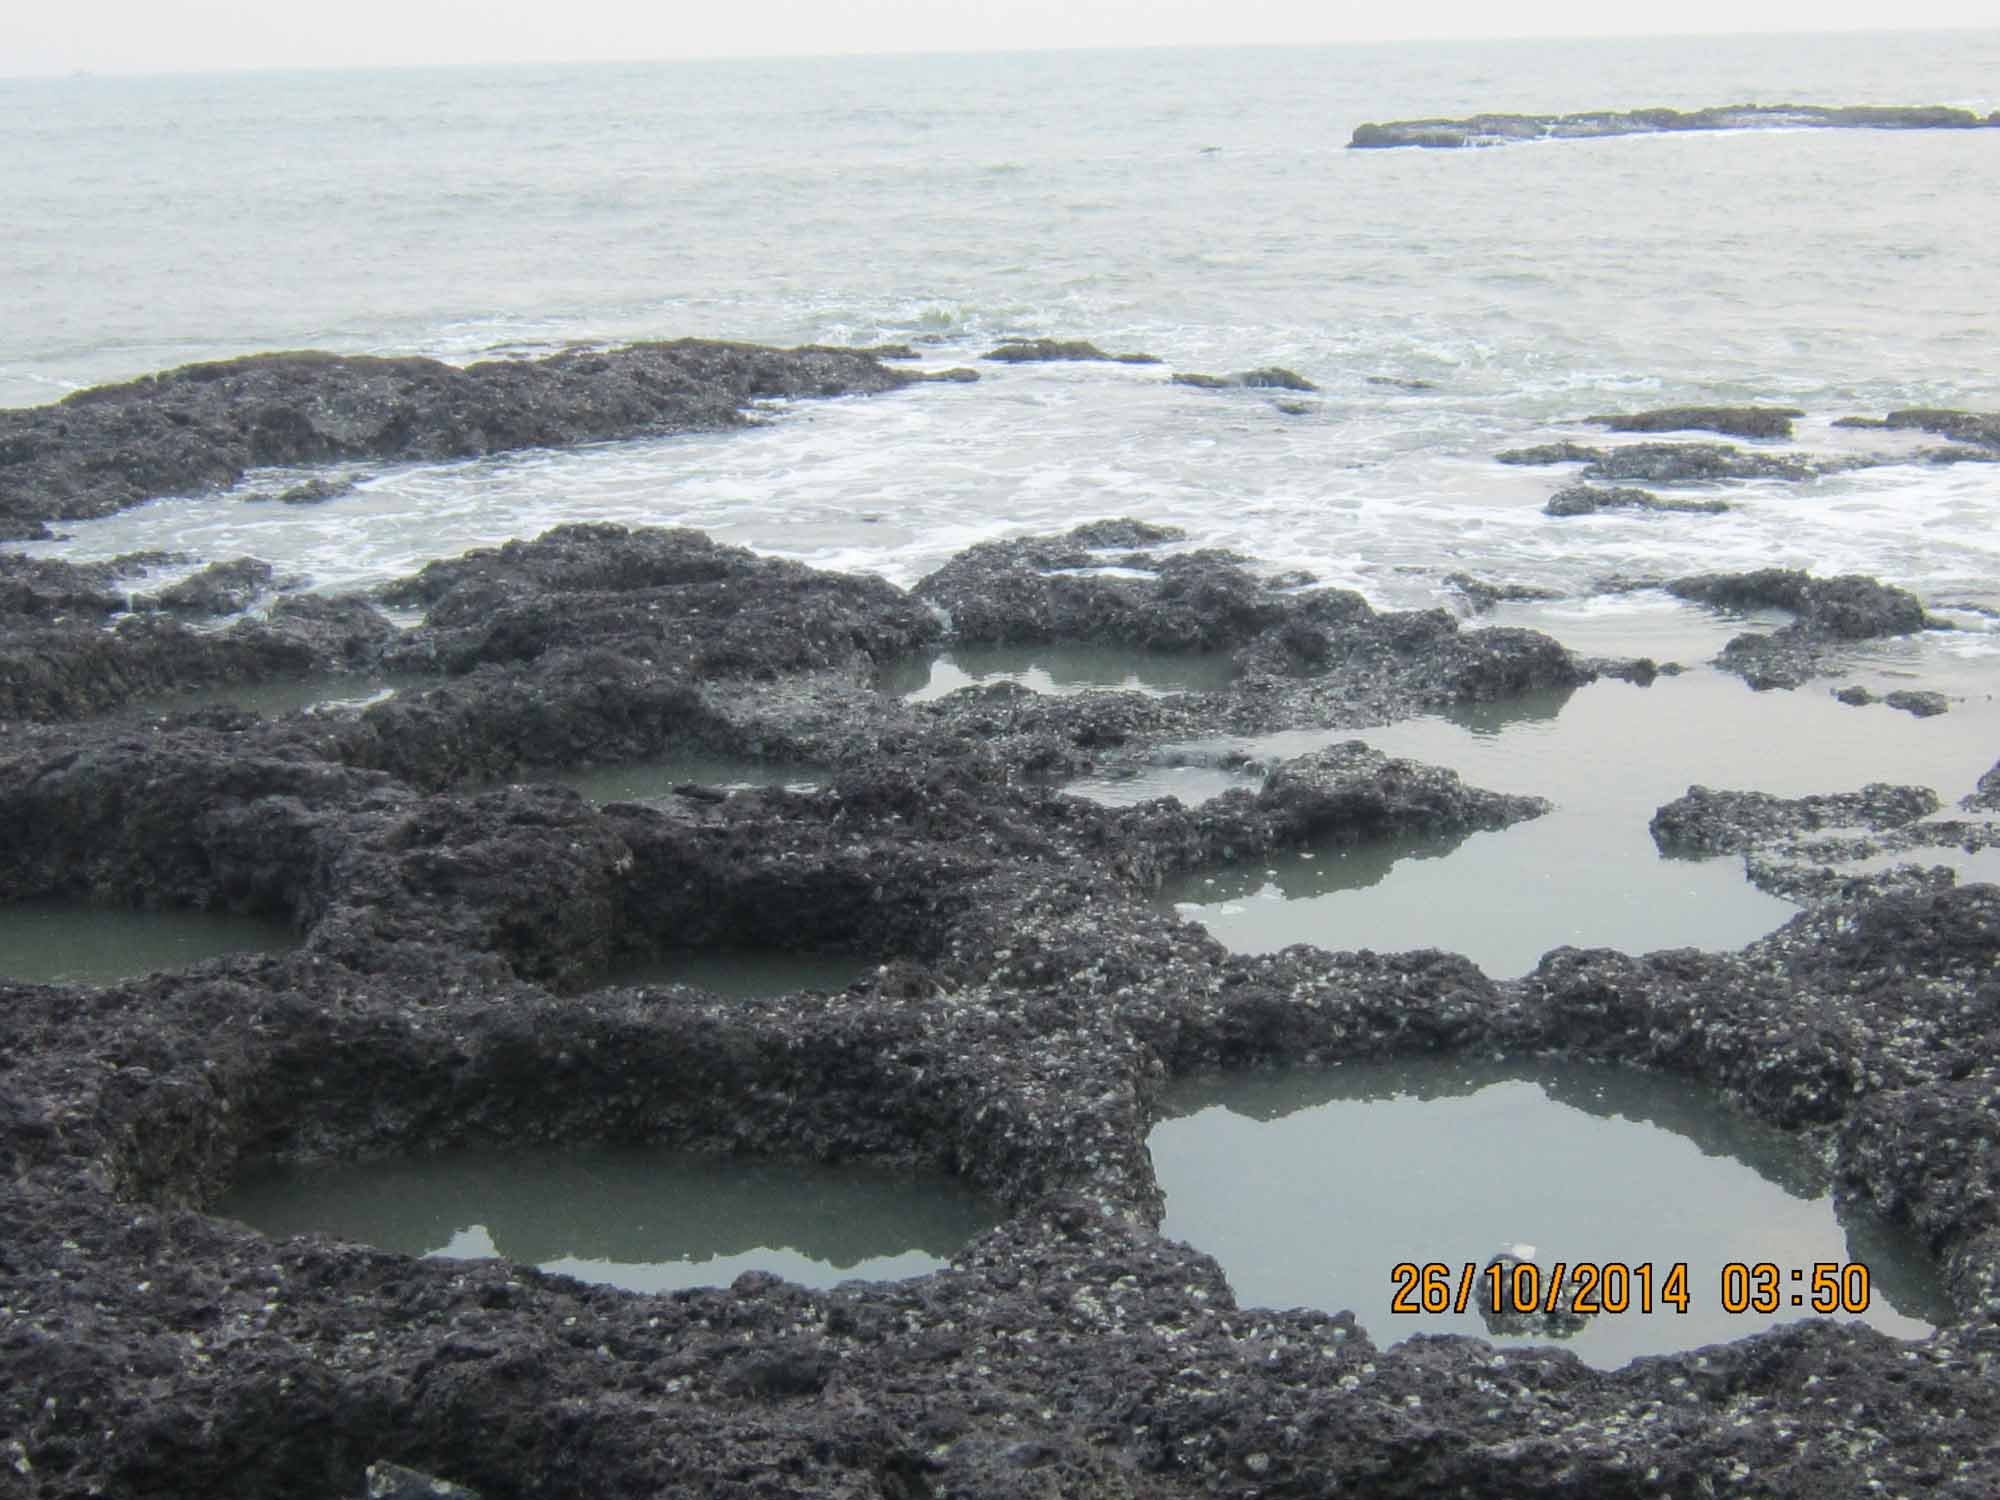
[
  {"x1": 1444, "y1": 575, "x2": 1563, "y2": 615},
  {"x1": 381, "y1": 524, "x2": 940, "y2": 678},
  {"x1": 1476, "y1": 1245, "x2": 1593, "y2": 1339},
  {"x1": 1350, "y1": 102, "x2": 2000, "y2": 149},
  {"x1": 1667, "y1": 569, "x2": 1930, "y2": 687},
  {"x1": 6, "y1": 520, "x2": 2000, "y2": 1499},
  {"x1": 1501, "y1": 439, "x2": 1843, "y2": 484},
  {"x1": 1585, "y1": 405, "x2": 1804, "y2": 440},
  {"x1": 244, "y1": 474, "x2": 358, "y2": 506},
  {"x1": 1171, "y1": 367, "x2": 1318, "y2": 392},
  {"x1": 1883, "y1": 689, "x2": 1950, "y2": 718},
  {"x1": 137, "y1": 558, "x2": 279, "y2": 617},
  {"x1": 365, "y1": 1462, "x2": 484, "y2": 1500},
  {"x1": 1650, "y1": 783, "x2": 1940, "y2": 855},
  {"x1": 1367, "y1": 374, "x2": 1439, "y2": 391},
  {"x1": 1544, "y1": 483, "x2": 1730, "y2": 516},
  {"x1": 981, "y1": 339, "x2": 1162, "y2": 365},
  {"x1": 1258, "y1": 740, "x2": 1550, "y2": 841},
  {"x1": 1496, "y1": 440, "x2": 1604, "y2": 467},
  {"x1": 1667, "y1": 570, "x2": 1928, "y2": 638},
  {"x1": 1857, "y1": 408, "x2": 2000, "y2": 450},
  {"x1": 0, "y1": 340, "x2": 925, "y2": 536},
  {"x1": 1964, "y1": 760, "x2": 2000, "y2": 812},
  {"x1": 1834, "y1": 684, "x2": 1877, "y2": 706}
]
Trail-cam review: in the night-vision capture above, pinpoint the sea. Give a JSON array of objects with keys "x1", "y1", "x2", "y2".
[{"x1": 4, "y1": 30, "x2": 1998, "y2": 640}]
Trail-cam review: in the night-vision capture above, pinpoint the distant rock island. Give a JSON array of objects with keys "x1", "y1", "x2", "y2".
[{"x1": 1349, "y1": 102, "x2": 2000, "y2": 149}]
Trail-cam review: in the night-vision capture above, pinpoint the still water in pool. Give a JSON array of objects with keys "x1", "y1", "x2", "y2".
[
  {"x1": 217, "y1": 1147, "x2": 999, "y2": 1292},
  {"x1": 0, "y1": 901, "x2": 295, "y2": 985},
  {"x1": 1151, "y1": 1058, "x2": 1945, "y2": 1369}
]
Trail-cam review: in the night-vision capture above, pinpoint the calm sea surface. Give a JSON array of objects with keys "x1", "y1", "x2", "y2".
[{"x1": 5, "y1": 33, "x2": 1998, "y2": 622}]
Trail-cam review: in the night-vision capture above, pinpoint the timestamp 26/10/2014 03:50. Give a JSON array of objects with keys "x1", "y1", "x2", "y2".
[{"x1": 1390, "y1": 1261, "x2": 1876, "y2": 1318}]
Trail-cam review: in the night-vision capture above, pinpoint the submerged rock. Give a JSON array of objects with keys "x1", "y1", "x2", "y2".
[
  {"x1": 1350, "y1": 102, "x2": 2000, "y2": 149},
  {"x1": 981, "y1": 338, "x2": 1162, "y2": 365},
  {"x1": 1544, "y1": 483, "x2": 1729, "y2": 516},
  {"x1": 1171, "y1": 367, "x2": 1318, "y2": 392}
]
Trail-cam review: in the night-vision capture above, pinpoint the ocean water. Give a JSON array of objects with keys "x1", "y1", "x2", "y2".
[{"x1": 5, "y1": 31, "x2": 1999, "y2": 633}]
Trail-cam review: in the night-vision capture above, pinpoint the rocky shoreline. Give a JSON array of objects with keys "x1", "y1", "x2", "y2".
[
  {"x1": 3, "y1": 363, "x2": 1999, "y2": 1497},
  {"x1": 1350, "y1": 102, "x2": 2000, "y2": 149},
  {"x1": 0, "y1": 341, "x2": 967, "y2": 542}
]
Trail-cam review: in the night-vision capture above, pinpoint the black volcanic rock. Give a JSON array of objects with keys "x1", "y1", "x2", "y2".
[
  {"x1": 1666, "y1": 569, "x2": 1930, "y2": 688},
  {"x1": 380, "y1": 523, "x2": 940, "y2": 679},
  {"x1": 0, "y1": 340, "x2": 927, "y2": 539},
  {"x1": 1668, "y1": 570, "x2": 1927, "y2": 640},
  {"x1": 138, "y1": 558, "x2": 278, "y2": 617},
  {"x1": 1544, "y1": 483, "x2": 1729, "y2": 516},
  {"x1": 1350, "y1": 101, "x2": 2000, "y2": 149},
  {"x1": 1650, "y1": 782, "x2": 1941, "y2": 855},
  {"x1": 5, "y1": 517, "x2": 2000, "y2": 1498},
  {"x1": 981, "y1": 339, "x2": 1162, "y2": 365},
  {"x1": 1585, "y1": 405, "x2": 1805, "y2": 440}
]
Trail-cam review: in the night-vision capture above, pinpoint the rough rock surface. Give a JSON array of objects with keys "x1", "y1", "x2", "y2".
[
  {"x1": 1544, "y1": 483, "x2": 1730, "y2": 517},
  {"x1": 981, "y1": 339, "x2": 1162, "y2": 365},
  {"x1": 1666, "y1": 569, "x2": 1931, "y2": 688},
  {"x1": 0, "y1": 341, "x2": 938, "y2": 540},
  {"x1": 1650, "y1": 783, "x2": 1942, "y2": 855},
  {"x1": 137, "y1": 558, "x2": 283, "y2": 617},
  {"x1": 4, "y1": 521, "x2": 1998, "y2": 1499},
  {"x1": 1585, "y1": 405, "x2": 1805, "y2": 440},
  {"x1": 1350, "y1": 101, "x2": 2000, "y2": 148}
]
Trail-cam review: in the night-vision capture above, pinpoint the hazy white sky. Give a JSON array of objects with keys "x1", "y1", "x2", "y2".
[{"x1": 9, "y1": 0, "x2": 1996, "y2": 77}]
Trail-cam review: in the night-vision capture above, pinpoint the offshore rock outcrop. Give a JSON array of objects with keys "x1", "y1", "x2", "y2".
[
  {"x1": 4, "y1": 522, "x2": 1998, "y2": 1499},
  {"x1": 981, "y1": 338, "x2": 1162, "y2": 365},
  {"x1": 1350, "y1": 101, "x2": 2000, "y2": 149},
  {"x1": 1499, "y1": 438, "x2": 1848, "y2": 485},
  {"x1": 1834, "y1": 408, "x2": 2000, "y2": 450},
  {"x1": 1544, "y1": 483, "x2": 1729, "y2": 517},
  {"x1": 0, "y1": 341, "x2": 938, "y2": 540},
  {"x1": 1585, "y1": 405, "x2": 1804, "y2": 440},
  {"x1": 1171, "y1": 367, "x2": 1318, "y2": 392}
]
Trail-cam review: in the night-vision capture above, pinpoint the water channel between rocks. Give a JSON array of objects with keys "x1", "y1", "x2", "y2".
[
  {"x1": 1151, "y1": 1059, "x2": 1946, "y2": 1370},
  {"x1": 882, "y1": 644, "x2": 1238, "y2": 702},
  {"x1": 0, "y1": 901, "x2": 296, "y2": 985},
  {"x1": 1145, "y1": 662, "x2": 2000, "y2": 979},
  {"x1": 215, "y1": 1149, "x2": 1001, "y2": 1293},
  {"x1": 111, "y1": 673, "x2": 422, "y2": 721}
]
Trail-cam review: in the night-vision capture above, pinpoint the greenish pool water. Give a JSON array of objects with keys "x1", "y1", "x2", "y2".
[
  {"x1": 118, "y1": 673, "x2": 421, "y2": 720},
  {"x1": 604, "y1": 949, "x2": 872, "y2": 998},
  {"x1": 1152, "y1": 1059, "x2": 1946, "y2": 1370},
  {"x1": 883, "y1": 644, "x2": 1236, "y2": 702},
  {"x1": 0, "y1": 901, "x2": 296, "y2": 985},
  {"x1": 216, "y1": 1147, "x2": 1000, "y2": 1292},
  {"x1": 1161, "y1": 667, "x2": 2000, "y2": 977}
]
